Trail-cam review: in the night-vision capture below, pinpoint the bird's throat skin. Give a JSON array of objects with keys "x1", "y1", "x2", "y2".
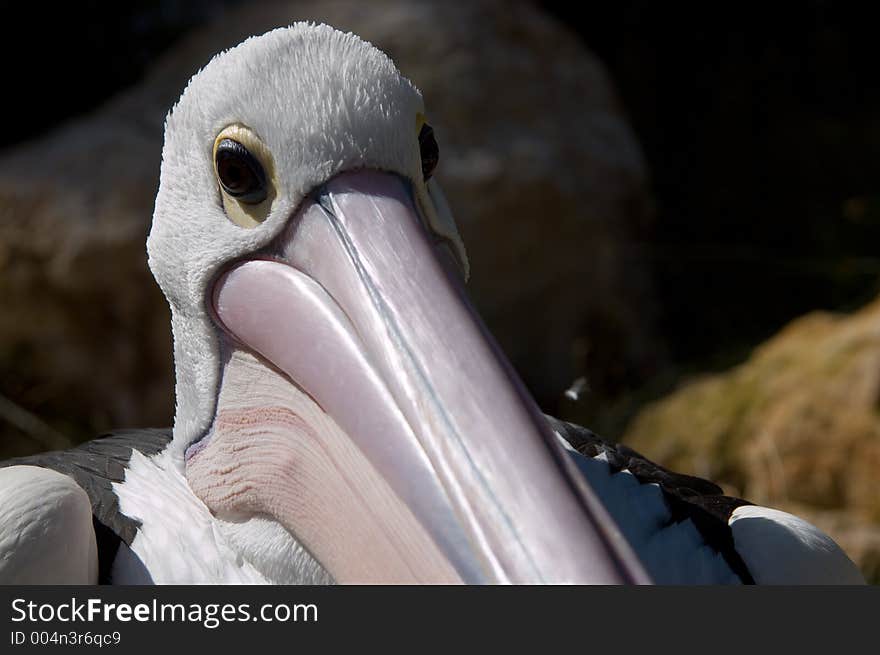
[
  {"x1": 187, "y1": 347, "x2": 462, "y2": 583},
  {"x1": 187, "y1": 170, "x2": 648, "y2": 584}
]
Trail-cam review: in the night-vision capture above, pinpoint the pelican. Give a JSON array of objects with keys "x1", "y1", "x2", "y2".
[{"x1": 0, "y1": 24, "x2": 864, "y2": 585}]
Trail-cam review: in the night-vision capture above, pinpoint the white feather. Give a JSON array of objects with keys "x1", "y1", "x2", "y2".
[
  {"x1": 113, "y1": 448, "x2": 326, "y2": 584},
  {"x1": 729, "y1": 505, "x2": 865, "y2": 584},
  {"x1": 0, "y1": 465, "x2": 98, "y2": 584}
]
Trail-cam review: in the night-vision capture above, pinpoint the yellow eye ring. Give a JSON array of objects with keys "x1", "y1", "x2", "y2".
[{"x1": 212, "y1": 124, "x2": 276, "y2": 228}]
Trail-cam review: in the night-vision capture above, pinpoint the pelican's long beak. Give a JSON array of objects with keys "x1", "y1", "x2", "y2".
[{"x1": 193, "y1": 170, "x2": 648, "y2": 584}]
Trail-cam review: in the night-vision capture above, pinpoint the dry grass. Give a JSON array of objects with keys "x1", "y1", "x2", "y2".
[{"x1": 624, "y1": 297, "x2": 880, "y2": 582}]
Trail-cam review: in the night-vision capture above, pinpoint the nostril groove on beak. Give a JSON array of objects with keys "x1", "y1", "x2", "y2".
[{"x1": 311, "y1": 185, "x2": 335, "y2": 216}]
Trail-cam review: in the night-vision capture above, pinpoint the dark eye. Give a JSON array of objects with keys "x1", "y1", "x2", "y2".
[
  {"x1": 215, "y1": 138, "x2": 268, "y2": 204},
  {"x1": 419, "y1": 123, "x2": 439, "y2": 181}
]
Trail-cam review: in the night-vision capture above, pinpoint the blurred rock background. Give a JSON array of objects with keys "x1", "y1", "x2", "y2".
[{"x1": 0, "y1": 1, "x2": 877, "y2": 581}]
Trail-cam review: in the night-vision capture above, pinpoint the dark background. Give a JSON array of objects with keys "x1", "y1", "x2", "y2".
[{"x1": 551, "y1": 2, "x2": 880, "y2": 376}]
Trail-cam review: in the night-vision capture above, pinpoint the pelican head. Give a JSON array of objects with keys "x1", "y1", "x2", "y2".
[{"x1": 147, "y1": 23, "x2": 645, "y2": 583}]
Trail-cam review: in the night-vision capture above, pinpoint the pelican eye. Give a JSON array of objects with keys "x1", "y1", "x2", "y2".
[
  {"x1": 215, "y1": 138, "x2": 268, "y2": 204},
  {"x1": 419, "y1": 123, "x2": 439, "y2": 181}
]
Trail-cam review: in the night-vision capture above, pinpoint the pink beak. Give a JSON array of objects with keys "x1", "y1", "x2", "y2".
[{"x1": 202, "y1": 170, "x2": 648, "y2": 584}]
